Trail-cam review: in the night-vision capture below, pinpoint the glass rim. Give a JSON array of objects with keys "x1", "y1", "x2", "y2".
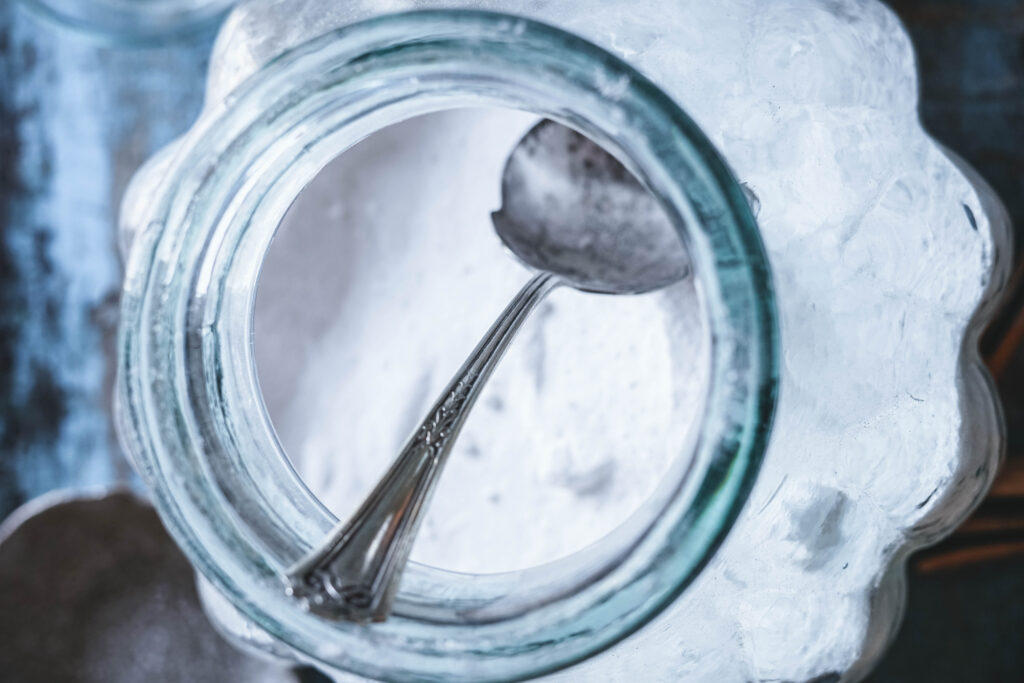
[{"x1": 116, "y1": 9, "x2": 779, "y2": 680}]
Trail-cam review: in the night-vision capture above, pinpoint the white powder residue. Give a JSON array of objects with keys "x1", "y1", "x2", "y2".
[{"x1": 254, "y1": 108, "x2": 708, "y2": 574}]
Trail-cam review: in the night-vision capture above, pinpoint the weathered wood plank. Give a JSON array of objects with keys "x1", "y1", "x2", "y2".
[{"x1": 0, "y1": 3, "x2": 213, "y2": 518}]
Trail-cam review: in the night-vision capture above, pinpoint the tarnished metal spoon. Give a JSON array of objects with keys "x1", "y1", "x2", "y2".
[{"x1": 286, "y1": 120, "x2": 691, "y2": 622}]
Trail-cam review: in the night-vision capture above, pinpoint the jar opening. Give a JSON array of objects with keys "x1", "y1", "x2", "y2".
[{"x1": 254, "y1": 108, "x2": 709, "y2": 577}]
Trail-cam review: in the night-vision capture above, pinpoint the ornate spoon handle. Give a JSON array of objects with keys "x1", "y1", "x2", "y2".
[{"x1": 286, "y1": 271, "x2": 561, "y2": 622}]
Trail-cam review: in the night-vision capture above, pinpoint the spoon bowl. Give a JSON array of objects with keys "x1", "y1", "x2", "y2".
[{"x1": 494, "y1": 120, "x2": 689, "y2": 294}]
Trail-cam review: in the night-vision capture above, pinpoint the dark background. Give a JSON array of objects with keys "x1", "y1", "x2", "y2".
[{"x1": 1, "y1": 1, "x2": 1022, "y2": 680}]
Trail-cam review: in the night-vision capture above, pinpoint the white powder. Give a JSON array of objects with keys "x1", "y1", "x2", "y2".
[{"x1": 254, "y1": 108, "x2": 708, "y2": 574}]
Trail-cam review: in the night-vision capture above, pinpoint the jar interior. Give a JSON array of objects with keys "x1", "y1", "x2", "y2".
[{"x1": 253, "y1": 107, "x2": 710, "y2": 575}]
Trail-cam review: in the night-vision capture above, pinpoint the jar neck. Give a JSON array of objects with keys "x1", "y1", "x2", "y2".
[{"x1": 118, "y1": 10, "x2": 777, "y2": 681}]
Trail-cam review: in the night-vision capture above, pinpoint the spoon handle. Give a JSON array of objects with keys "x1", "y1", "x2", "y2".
[{"x1": 285, "y1": 271, "x2": 561, "y2": 622}]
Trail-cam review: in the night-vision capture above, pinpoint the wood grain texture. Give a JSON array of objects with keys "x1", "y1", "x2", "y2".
[{"x1": 0, "y1": 3, "x2": 213, "y2": 519}]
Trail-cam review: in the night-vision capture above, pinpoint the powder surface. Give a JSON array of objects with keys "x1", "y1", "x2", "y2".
[{"x1": 254, "y1": 108, "x2": 708, "y2": 574}]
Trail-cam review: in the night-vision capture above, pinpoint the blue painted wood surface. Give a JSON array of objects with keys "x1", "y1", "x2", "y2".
[{"x1": 0, "y1": 2, "x2": 214, "y2": 518}]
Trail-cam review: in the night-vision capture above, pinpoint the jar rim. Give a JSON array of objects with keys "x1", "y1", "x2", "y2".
[{"x1": 117, "y1": 9, "x2": 778, "y2": 680}]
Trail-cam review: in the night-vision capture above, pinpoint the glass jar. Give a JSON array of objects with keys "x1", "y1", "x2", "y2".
[{"x1": 117, "y1": 1, "x2": 1008, "y2": 681}]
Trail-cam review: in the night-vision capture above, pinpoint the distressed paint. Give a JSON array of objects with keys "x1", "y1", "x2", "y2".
[{"x1": 0, "y1": 3, "x2": 213, "y2": 518}]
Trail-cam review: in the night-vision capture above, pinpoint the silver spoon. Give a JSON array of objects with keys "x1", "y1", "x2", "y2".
[{"x1": 286, "y1": 120, "x2": 691, "y2": 622}]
